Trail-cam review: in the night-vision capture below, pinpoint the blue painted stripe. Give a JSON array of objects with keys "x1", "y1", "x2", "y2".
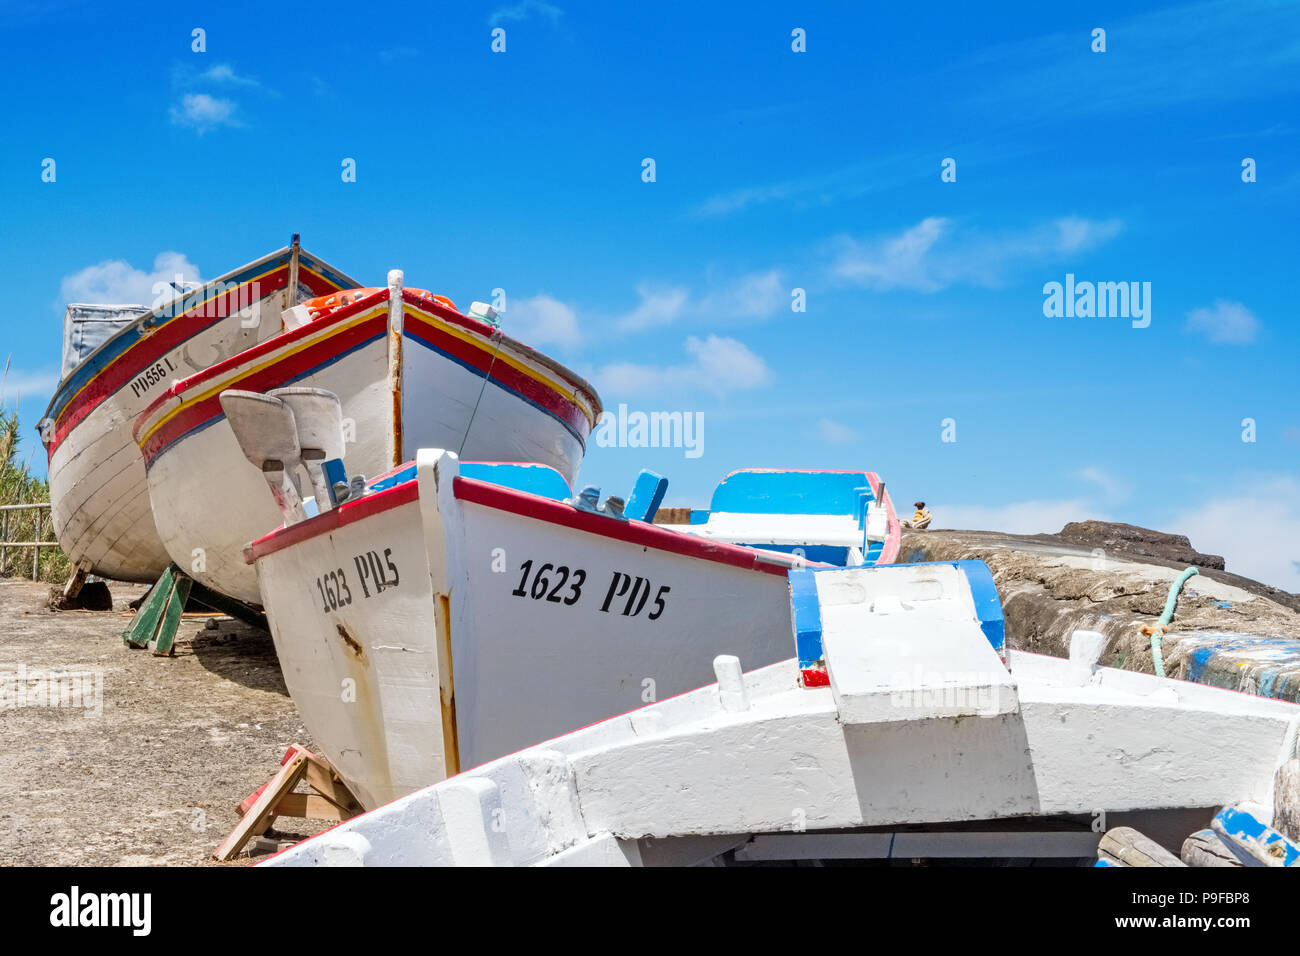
[
  {"x1": 47, "y1": 249, "x2": 360, "y2": 424},
  {"x1": 626, "y1": 470, "x2": 668, "y2": 522},
  {"x1": 785, "y1": 560, "x2": 1006, "y2": 661},
  {"x1": 143, "y1": 330, "x2": 384, "y2": 472},
  {"x1": 49, "y1": 253, "x2": 292, "y2": 420},
  {"x1": 750, "y1": 543, "x2": 852, "y2": 566},
  {"x1": 402, "y1": 330, "x2": 587, "y2": 449},
  {"x1": 1213, "y1": 806, "x2": 1300, "y2": 866},
  {"x1": 366, "y1": 465, "x2": 416, "y2": 492},
  {"x1": 788, "y1": 568, "x2": 824, "y2": 670},
  {"x1": 710, "y1": 470, "x2": 873, "y2": 516},
  {"x1": 459, "y1": 462, "x2": 571, "y2": 500},
  {"x1": 368, "y1": 461, "x2": 572, "y2": 501},
  {"x1": 955, "y1": 560, "x2": 1005, "y2": 654}
]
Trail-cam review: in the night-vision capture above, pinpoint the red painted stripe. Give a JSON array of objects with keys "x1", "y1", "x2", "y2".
[
  {"x1": 243, "y1": 480, "x2": 420, "y2": 563},
  {"x1": 402, "y1": 312, "x2": 590, "y2": 438},
  {"x1": 138, "y1": 313, "x2": 389, "y2": 465},
  {"x1": 402, "y1": 290, "x2": 600, "y2": 413},
  {"x1": 136, "y1": 289, "x2": 389, "y2": 435},
  {"x1": 800, "y1": 668, "x2": 830, "y2": 687},
  {"x1": 452, "y1": 477, "x2": 794, "y2": 576},
  {"x1": 246, "y1": 470, "x2": 803, "y2": 577},
  {"x1": 50, "y1": 266, "x2": 342, "y2": 454},
  {"x1": 866, "y1": 471, "x2": 902, "y2": 565}
]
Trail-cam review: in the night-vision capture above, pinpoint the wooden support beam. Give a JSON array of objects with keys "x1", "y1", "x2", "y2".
[
  {"x1": 214, "y1": 753, "x2": 309, "y2": 861},
  {"x1": 122, "y1": 564, "x2": 192, "y2": 655},
  {"x1": 1273, "y1": 758, "x2": 1300, "y2": 843},
  {"x1": 219, "y1": 744, "x2": 364, "y2": 860},
  {"x1": 1181, "y1": 830, "x2": 1241, "y2": 867}
]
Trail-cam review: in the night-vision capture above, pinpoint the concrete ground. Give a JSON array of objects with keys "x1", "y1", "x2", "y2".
[{"x1": 0, "y1": 578, "x2": 320, "y2": 866}]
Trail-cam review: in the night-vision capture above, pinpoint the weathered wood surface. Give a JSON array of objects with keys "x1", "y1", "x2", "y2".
[
  {"x1": 214, "y1": 752, "x2": 309, "y2": 861},
  {"x1": 1181, "y1": 829, "x2": 1241, "y2": 867},
  {"x1": 1099, "y1": 827, "x2": 1186, "y2": 867},
  {"x1": 1273, "y1": 758, "x2": 1300, "y2": 842}
]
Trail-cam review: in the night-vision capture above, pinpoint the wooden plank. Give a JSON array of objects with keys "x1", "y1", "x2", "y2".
[
  {"x1": 1181, "y1": 830, "x2": 1241, "y2": 867},
  {"x1": 301, "y1": 758, "x2": 364, "y2": 817},
  {"x1": 148, "y1": 571, "x2": 192, "y2": 656},
  {"x1": 1273, "y1": 758, "x2": 1300, "y2": 843},
  {"x1": 236, "y1": 744, "x2": 363, "y2": 819},
  {"x1": 123, "y1": 566, "x2": 176, "y2": 648},
  {"x1": 1098, "y1": 827, "x2": 1186, "y2": 867},
  {"x1": 652, "y1": 507, "x2": 692, "y2": 525},
  {"x1": 214, "y1": 753, "x2": 308, "y2": 860},
  {"x1": 272, "y1": 793, "x2": 351, "y2": 820}
]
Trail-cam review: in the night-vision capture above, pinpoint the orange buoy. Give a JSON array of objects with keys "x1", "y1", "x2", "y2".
[{"x1": 300, "y1": 287, "x2": 458, "y2": 320}]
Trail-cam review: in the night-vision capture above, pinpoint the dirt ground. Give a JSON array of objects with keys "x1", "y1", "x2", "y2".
[{"x1": 0, "y1": 578, "x2": 321, "y2": 866}]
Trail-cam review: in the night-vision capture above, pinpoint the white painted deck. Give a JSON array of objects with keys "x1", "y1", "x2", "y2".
[{"x1": 262, "y1": 562, "x2": 1300, "y2": 867}]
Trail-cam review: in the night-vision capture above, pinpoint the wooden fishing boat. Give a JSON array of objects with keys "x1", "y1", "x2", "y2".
[
  {"x1": 38, "y1": 239, "x2": 361, "y2": 584},
  {"x1": 666, "y1": 467, "x2": 901, "y2": 567},
  {"x1": 261, "y1": 561, "x2": 1300, "y2": 867},
  {"x1": 133, "y1": 271, "x2": 601, "y2": 605},
  {"x1": 229, "y1": 395, "x2": 899, "y2": 808}
]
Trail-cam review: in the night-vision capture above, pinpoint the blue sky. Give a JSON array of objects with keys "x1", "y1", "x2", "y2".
[{"x1": 1, "y1": 0, "x2": 1297, "y2": 588}]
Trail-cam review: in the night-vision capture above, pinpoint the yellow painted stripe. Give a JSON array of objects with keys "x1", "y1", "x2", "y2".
[
  {"x1": 139, "y1": 306, "x2": 386, "y2": 444},
  {"x1": 56, "y1": 260, "x2": 310, "y2": 427},
  {"x1": 403, "y1": 305, "x2": 597, "y2": 427}
]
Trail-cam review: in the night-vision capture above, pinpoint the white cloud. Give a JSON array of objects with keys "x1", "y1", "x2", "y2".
[
  {"x1": 490, "y1": 0, "x2": 561, "y2": 25},
  {"x1": 832, "y1": 217, "x2": 949, "y2": 292},
  {"x1": 1185, "y1": 300, "x2": 1260, "y2": 345},
  {"x1": 616, "y1": 269, "x2": 786, "y2": 332},
  {"x1": 936, "y1": 498, "x2": 1103, "y2": 535},
  {"x1": 1053, "y1": 216, "x2": 1123, "y2": 254},
  {"x1": 170, "y1": 93, "x2": 240, "y2": 132},
  {"x1": 616, "y1": 284, "x2": 689, "y2": 332},
  {"x1": 816, "y1": 418, "x2": 859, "y2": 444},
  {"x1": 594, "y1": 334, "x2": 771, "y2": 397},
  {"x1": 200, "y1": 64, "x2": 260, "y2": 87},
  {"x1": 1169, "y1": 475, "x2": 1300, "y2": 592},
  {"x1": 696, "y1": 182, "x2": 799, "y2": 217},
  {"x1": 699, "y1": 269, "x2": 787, "y2": 320},
  {"x1": 0, "y1": 366, "x2": 61, "y2": 410},
  {"x1": 58, "y1": 252, "x2": 202, "y2": 308},
  {"x1": 1077, "y1": 465, "x2": 1129, "y2": 502},
  {"x1": 503, "y1": 294, "x2": 582, "y2": 347},
  {"x1": 831, "y1": 216, "x2": 1123, "y2": 292}
]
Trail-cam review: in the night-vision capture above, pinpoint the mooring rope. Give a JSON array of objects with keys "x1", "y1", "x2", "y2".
[
  {"x1": 458, "y1": 330, "x2": 504, "y2": 458},
  {"x1": 1149, "y1": 566, "x2": 1200, "y2": 678}
]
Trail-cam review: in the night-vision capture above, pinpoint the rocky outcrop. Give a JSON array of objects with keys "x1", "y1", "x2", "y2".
[
  {"x1": 1058, "y1": 521, "x2": 1225, "y2": 570},
  {"x1": 898, "y1": 526, "x2": 1300, "y2": 700}
]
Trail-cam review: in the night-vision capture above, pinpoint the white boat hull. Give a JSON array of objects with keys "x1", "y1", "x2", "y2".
[
  {"x1": 260, "y1": 562, "x2": 1300, "y2": 867},
  {"x1": 247, "y1": 450, "x2": 815, "y2": 809},
  {"x1": 42, "y1": 247, "x2": 360, "y2": 582},
  {"x1": 136, "y1": 287, "x2": 600, "y2": 604}
]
